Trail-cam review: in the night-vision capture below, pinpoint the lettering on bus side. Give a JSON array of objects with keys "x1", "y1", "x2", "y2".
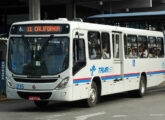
[
  {"x1": 132, "y1": 59, "x2": 136, "y2": 67},
  {"x1": 162, "y1": 62, "x2": 165, "y2": 69},
  {"x1": 98, "y1": 67, "x2": 113, "y2": 73},
  {"x1": 90, "y1": 65, "x2": 113, "y2": 76}
]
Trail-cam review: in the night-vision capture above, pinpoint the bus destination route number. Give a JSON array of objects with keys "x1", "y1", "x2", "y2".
[{"x1": 10, "y1": 24, "x2": 70, "y2": 34}]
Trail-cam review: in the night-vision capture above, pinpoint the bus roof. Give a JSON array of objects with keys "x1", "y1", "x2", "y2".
[
  {"x1": 12, "y1": 19, "x2": 76, "y2": 25},
  {"x1": 11, "y1": 19, "x2": 163, "y2": 36}
]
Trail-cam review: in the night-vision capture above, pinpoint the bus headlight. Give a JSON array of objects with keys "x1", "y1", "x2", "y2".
[
  {"x1": 6, "y1": 76, "x2": 15, "y2": 89},
  {"x1": 55, "y1": 77, "x2": 69, "y2": 90}
]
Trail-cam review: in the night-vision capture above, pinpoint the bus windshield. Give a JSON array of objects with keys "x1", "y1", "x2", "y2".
[{"x1": 8, "y1": 37, "x2": 69, "y2": 76}]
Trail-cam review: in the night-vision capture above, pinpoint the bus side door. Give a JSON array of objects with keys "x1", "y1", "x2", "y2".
[
  {"x1": 112, "y1": 32, "x2": 124, "y2": 93},
  {"x1": 72, "y1": 29, "x2": 89, "y2": 100}
]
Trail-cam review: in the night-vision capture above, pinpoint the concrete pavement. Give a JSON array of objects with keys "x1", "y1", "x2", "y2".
[{"x1": 0, "y1": 85, "x2": 165, "y2": 120}]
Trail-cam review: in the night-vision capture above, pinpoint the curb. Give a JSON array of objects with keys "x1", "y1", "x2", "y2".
[{"x1": 0, "y1": 97, "x2": 7, "y2": 101}]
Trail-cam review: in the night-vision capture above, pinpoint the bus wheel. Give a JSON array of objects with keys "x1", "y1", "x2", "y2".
[
  {"x1": 136, "y1": 75, "x2": 146, "y2": 97},
  {"x1": 34, "y1": 101, "x2": 49, "y2": 108},
  {"x1": 86, "y1": 82, "x2": 98, "y2": 107}
]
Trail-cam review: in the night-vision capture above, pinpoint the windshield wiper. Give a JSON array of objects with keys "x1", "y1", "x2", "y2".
[
  {"x1": 35, "y1": 35, "x2": 54, "y2": 60},
  {"x1": 22, "y1": 35, "x2": 30, "y2": 51},
  {"x1": 40, "y1": 34, "x2": 54, "y2": 54}
]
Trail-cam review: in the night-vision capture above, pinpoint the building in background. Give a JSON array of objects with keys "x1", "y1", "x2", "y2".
[
  {"x1": 0, "y1": 38, "x2": 7, "y2": 98},
  {"x1": 88, "y1": 11, "x2": 165, "y2": 33},
  {"x1": 1, "y1": 0, "x2": 165, "y2": 36}
]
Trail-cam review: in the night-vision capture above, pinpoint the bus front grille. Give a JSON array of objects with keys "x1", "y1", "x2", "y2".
[
  {"x1": 17, "y1": 91, "x2": 52, "y2": 100},
  {"x1": 14, "y1": 78, "x2": 57, "y2": 83}
]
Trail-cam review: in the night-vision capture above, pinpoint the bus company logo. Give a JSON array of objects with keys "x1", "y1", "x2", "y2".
[
  {"x1": 19, "y1": 27, "x2": 24, "y2": 32},
  {"x1": 32, "y1": 85, "x2": 36, "y2": 90},
  {"x1": 98, "y1": 66, "x2": 113, "y2": 73},
  {"x1": 132, "y1": 59, "x2": 136, "y2": 67},
  {"x1": 162, "y1": 62, "x2": 165, "y2": 68},
  {"x1": 90, "y1": 65, "x2": 96, "y2": 76}
]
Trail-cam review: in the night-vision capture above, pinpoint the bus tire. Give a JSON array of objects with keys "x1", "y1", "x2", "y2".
[
  {"x1": 136, "y1": 75, "x2": 146, "y2": 97},
  {"x1": 34, "y1": 101, "x2": 49, "y2": 108},
  {"x1": 86, "y1": 82, "x2": 98, "y2": 107}
]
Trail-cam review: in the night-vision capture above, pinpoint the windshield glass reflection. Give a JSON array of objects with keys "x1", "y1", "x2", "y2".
[{"x1": 8, "y1": 37, "x2": 69, "y2": 76}]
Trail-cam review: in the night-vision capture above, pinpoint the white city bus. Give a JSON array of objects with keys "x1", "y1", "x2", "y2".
[{"x1": 6, "y1": 19, "x2": 165, "y2": 107}]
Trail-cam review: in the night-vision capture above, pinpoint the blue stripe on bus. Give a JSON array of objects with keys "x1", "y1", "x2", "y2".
[
  {"x1": 124, "y1": 74, "x2": 140, "y2": 78},
  {"x1": 73, "y1": 79, "x2": 91, "y2": 84},
  {"x1": 102, "y1": 76, "x2": 121, "y2": 80},
  {"x1": 73, "y1": 78, "x2": 91, "y2": 84},
  {"x1": 101, "y1": 73, "x2": 140, "y2": 81},
  {"x1": 73, "y1": 70, "x2": 165, "y2": 83},
  {"x1": 147, "y1": 70, "x2": 165, "y2": 75}
]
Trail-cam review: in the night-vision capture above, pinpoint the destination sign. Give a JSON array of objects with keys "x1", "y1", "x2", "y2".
[
  {"x1": 27, "y1": 26, "x2": 61, "y2": 32},
  {"x1": 10, "y1": 24, "x2": 70, "y2": 34}
]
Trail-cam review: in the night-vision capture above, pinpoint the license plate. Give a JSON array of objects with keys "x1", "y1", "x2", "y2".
[{"x1": 29, "y1": 96, "x2": 41, "y2": 101}]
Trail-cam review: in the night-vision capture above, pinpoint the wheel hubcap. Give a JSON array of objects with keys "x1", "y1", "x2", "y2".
[
  {"x1": 141, "y1": 82, "x2": 145, "y2": 94},
  {"x1": 89, "y1": 88, "x2": 96, "y2": 103}
]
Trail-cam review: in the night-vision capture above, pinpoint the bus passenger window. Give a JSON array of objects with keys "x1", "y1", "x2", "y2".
[
  {"x1": 148, "y1": 36, "x2": 157, "y2": 58},
  {"x1": 126, "y1": 35, "x2": 138, "y2": 58},
  {"x1": 88, "y1": 32, "x2": 101, "y2": 59},
  {"x1": 73, "y1": 39, "x2": 86, "y2": 75},
  {"x1": 157, "y1": 37, "x2": 164, "y2": 58},
  {"x1": 138, "y1": 36, "x2": 148, "y2": 58},
  {"x1": 101, "y1": 33, "x2": 111, "y2": 59},
  {"x1": 124, "y1": 35, "x2": 127, "y2": 58},
  {"x1": 112, "y1": 34, "x2": 119, "y2": 58}
]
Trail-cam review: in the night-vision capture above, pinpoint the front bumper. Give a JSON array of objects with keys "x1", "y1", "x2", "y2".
[{"x1": 7, "y1": 86, "x2": 73, "y2": 101}]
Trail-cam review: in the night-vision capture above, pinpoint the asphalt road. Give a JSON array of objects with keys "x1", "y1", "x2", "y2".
[{"x1": 1, "y1": 85, "x2": 165, "y2": 120}]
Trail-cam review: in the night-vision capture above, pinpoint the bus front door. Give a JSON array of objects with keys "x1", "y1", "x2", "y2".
[{"x1": 112, "y1": 32, "x2": 124, "y2": 93}]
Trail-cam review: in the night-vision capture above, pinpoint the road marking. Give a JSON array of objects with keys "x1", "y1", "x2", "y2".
[
  {"x1": 47, "y1": 119, "x2": 58, "y2": 120},
  {"x1": 112, "y1": 115, "x2": 128, "y2": 118},
  {"x1": 75, "y1": 111, "x2": 106, "y2": 120},
  {"x1": 35, "y1": 114, "x2": 65, "y2": 120},
  {"x1": 150, "y1": 114, "x2": 165, "y2": 117}
]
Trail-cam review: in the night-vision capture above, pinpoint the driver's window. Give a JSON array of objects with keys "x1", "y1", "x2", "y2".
[{"x1": 73, "y1": 39, "x2": 86, "y2": 75}]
